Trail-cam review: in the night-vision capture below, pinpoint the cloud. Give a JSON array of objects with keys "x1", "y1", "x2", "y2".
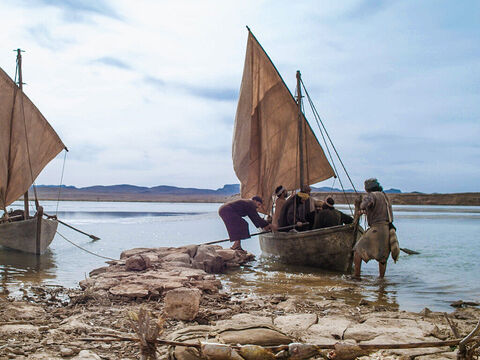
[
  {"x1": 92, "y1": 56, "x2": 132, "y2": 70},
  {"x1": 26, "y1": 0, "x2": 120, "y2": 21}
]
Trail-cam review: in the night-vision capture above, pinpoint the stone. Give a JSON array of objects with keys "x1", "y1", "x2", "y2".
[
  {"x1": 60, "y1": 347, "x2": 75, "y2": 357},
  {"x1": 192, "y1": 245, "x2": 225, "y2": 273},
  {"x1": 120, "y1": 248, "x2": 151, "y2": 259},
  {"x1": 0, "y1": 324, "x2": 40, "y2": 337},
  {"x1": 302, "y1": 317, "x2": 351, "y2": 343},
  {"x1": 3, "y1": 302, "x2": 45, "y2": 320},
  {"x1": 125, "y1": 254, "x2": 151, "y2": 271},
  {"x1": 163, "y1": 252, "x2": 192, "y2": 264},
  {"x1": 164, "y1": 288, "x2": 202, "y2": 321},
  {"x1": 218, "y1": 328, "x2": 292, "y2": 346},
  {"x1": 216, "y1": 313, "x2": 273, "y2": 327},
  {"x1": 109, "y1": 283, "x2": 149, "y2": 298},
  {"x1": 72, "y1": 350, "x2": 102, "y2": 360},
  {"x1": 274, "y1": 313, "x2": 318, "y2": 334}
]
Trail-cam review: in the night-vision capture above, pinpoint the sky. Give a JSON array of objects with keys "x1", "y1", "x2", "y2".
[{"x1": 0, "y1": 0, "x2": 479, "y2": 193}]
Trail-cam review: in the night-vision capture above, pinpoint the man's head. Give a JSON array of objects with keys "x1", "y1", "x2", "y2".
[
  {"x1": 323, "y1": 196, "x2": 335, "y2": 209},
  {"x1": 251, "y1": 196, "x2": 263, "y2": 208},
  {"x1": 364, "y1": 178, "x2": 383, "y2": 192},
  {"x1": 275, "y1": 185, "x2": 287, "y2": 198}
]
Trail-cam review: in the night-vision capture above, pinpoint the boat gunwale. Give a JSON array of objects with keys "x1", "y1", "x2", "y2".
[{"x1": 260, "y1": 223, "x2": 356, "y2": 240}]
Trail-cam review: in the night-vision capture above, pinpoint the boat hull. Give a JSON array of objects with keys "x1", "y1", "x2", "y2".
[
  {"x1": 259, "y1": 224, "x2": 361, "y2": 272},
  {"x1": 0, "y1": 217, "x2": 58, "y2": 254}
]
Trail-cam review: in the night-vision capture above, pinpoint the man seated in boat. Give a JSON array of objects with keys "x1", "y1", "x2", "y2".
[
  {"x1": 271, "y1": 185, "x2": 288, "y2": 227},
  {"x1": 218, "y1": 196, "x2": 276, "y2": 251},
  {"x1": 277, "y1": 189, "x2": 315, "y2": 231},
  {"x1": 312, "y1": 196, "x2": 353, "y2": 229}
]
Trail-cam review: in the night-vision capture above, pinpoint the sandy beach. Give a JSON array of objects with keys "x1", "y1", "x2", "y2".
[{"x1": 1, "y1": 245, "x2": 479, "y2": 360}]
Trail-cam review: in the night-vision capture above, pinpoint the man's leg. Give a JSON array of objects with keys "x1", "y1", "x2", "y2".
[
  {"x1": 354, "y1": 252, "x2": 362, "y2": 278},
  {"x1": 230, "y1": 240, "x2": 242, "y2": 250},
  {"x1": 379, "y1": 261, "x2": 387, "y2": 278}
]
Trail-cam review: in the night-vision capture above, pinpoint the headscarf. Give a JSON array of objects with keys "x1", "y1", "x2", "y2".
[{"x1": 364, "y1": 178, "x2": 383, "y2": 192}]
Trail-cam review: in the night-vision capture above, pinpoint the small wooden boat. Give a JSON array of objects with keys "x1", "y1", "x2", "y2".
[
  {"x1": 232, "y1": 29, "x2": 360, "y2": 272},
  {"x1": 0, "y1": 49, "x2": 67, "y2": 254},
  {"x1": 259, "y1": 224, "x2": 362, "y2": 272}
]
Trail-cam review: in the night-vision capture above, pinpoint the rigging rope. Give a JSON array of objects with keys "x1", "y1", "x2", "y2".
[
  {"x1": 56, "y1": 230, "x2": 116, "y2": 261},
  {"x1": 55, "y1": 151, "x2": 68, "y2": 215},
  {"x1": 300, "y1": 79, "x2": 358, "y2": 194}
]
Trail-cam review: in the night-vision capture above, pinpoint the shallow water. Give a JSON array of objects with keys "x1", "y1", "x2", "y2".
[{"x1": 1, "y1": 201, "x2": 479, "y2": 312}]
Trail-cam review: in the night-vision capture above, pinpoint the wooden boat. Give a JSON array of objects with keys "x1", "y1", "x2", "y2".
[
  {"x1": 233, "y1": 28, "x2": 360, "y2": 272},
  {"x1": 0, "y1": 49, "x2": 67, "y2": 254}
]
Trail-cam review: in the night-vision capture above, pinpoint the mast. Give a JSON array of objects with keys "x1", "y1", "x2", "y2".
[
  {"x1": 16, "y1": 48, "x2": 30, "y2": 219},
  {"x1": 296, "y1": 70, "x2": 305, "y2": 189}
]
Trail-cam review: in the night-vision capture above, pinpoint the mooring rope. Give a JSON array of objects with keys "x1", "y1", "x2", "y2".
[
  {"x1": 56, "y1": 230, "x2": 116, "y2": 261},
  {"x1": 55, "y1": 150, "x2": 68, "y2": 215}
]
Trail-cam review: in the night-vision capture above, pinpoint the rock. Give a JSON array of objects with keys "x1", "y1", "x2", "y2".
[
  {"x1": 302, "y1": 317, "x2": 351, "y2": 343},
  {"x1": 125, "y1": 254, "x2": 151, "y2": 271},
  {"x1": 276, "y1": 298, "x2": 296, "y2": 312},
  {"x1": 163, "y1": 252, "x2": 192, "y2": 265},
  {"x1": 218, "y1": 328, "x2": 292, "y2": 346},
  {"x1": 216, "y1": 313, "x2": 273, "y2": 327},
  {"x1": 89, "y1": 266, "x2": 108, "y2": 277},
  {"x1": 60, "y1": 347, "x2": 75, "y2": 357},
  {"x1": 60, "y1": 315, "x2": 93, "y2": 335},
  {"x1": 193, "y1": 245, "x2": 225, "y2": 273},
  {"x1": 3, "y1": 302, "x2": 45, "y2": 320},
  {"x1": 120, "y1": 248, "x2": 151, "y2": 259},
  {"x1": 164, "y1": 288, "x2": 202, "y2": 321},
  {"x1": 72, "y1": 350, "x2": 102, "y2": 360},
  {"x1": 216, "y1": 249, "x2": 236, "y2": 261},
  {"x1": 274, "y1": 313, "x2": 318, "y2": 334},
  {"x1": 109, "y1": 283, "x2": 149, "y2": 298},
  {"x1": 0, "y1": 324, "x2": 40, "y2": 337}
]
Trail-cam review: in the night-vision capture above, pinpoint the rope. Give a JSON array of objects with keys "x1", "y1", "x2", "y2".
[
  {"x1": 56, "y1": 151, "x2": 68, "y2": 215},
  {"x1": 56, "y1": 230, "x2": 116, "y2": 261},
  {"x1": 300, "y1": 79, "x2": 358, "y2": 193}
]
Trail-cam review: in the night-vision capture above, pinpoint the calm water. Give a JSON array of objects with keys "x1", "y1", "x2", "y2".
[{"x1": 1, "y1": 201, "x2": 479, "y2": 312}]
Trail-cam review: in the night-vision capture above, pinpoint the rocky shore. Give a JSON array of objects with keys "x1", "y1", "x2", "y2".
[{"x1": 1, "y1": 245, "x2": 479, "y2": 359}]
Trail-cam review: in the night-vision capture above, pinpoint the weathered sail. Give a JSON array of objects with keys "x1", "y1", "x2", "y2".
[
  {"x1": 0, "y1": 67, "x2": 65, "y2": 209},
  {"x1": 233, "y1": 31, "x2": 335, "y2": 213}
]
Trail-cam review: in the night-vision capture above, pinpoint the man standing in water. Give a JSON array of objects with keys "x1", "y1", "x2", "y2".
[
  {"x1": 218, "y1": 196, "x2": 276, "y2": 251},
  {"x1": 353, "y1": 178, "x2": 397, "y2": 279}
]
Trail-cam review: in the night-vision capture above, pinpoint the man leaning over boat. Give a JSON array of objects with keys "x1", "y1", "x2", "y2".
[{"x1": 219, "y1": 196, "x2": 277, "y2": 251}]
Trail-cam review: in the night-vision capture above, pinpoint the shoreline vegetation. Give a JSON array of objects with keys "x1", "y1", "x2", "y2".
[{"x1": 26, "y1": 187, "x2": 480, "y2": 206}]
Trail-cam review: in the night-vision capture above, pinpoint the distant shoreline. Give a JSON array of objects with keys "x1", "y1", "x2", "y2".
[{"x1": 26, "y1": 189, "x2": 480, "y2": 206}]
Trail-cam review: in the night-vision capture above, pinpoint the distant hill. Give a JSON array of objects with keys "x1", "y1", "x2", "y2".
[{"x1": 30, "y1": 184, "x2": 480, "y2": 205}]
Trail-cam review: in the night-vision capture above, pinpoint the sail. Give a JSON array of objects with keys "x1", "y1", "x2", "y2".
[
  {"x1": 233, "y1": 31, "x2": 335, "y2": 213},
  {"x1": 0, "y1": 67, "x2": 65, "y2": 209}
]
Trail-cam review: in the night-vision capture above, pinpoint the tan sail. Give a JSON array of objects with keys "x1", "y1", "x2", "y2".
[
  {"x1": 0, "y1": 67, "x2": 65, "y2": 209},
  {"x1": 233, "y1": 31, "x2": 335, "y2": 213}
]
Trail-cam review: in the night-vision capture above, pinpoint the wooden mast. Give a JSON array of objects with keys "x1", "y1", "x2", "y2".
[
  {"x1": 16, "y1": 49, "x2": 30, "y2": 219},
  {"x1": 296, "y1": 70, "x2": 305, "y2": 189}
]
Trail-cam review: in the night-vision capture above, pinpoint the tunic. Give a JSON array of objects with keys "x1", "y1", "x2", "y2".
[
  {"x1": 353, "y1": 192, "x2": 394, "y2": 263},
  {"x1": 313, "y1": 208, "x2": 353, "y2": 229},
  {"x1": 218, "y1": 199, "x2": 269, "y2": 241},
  {"x1": 277, "y1": 195, "x2": 314, "y2": 231},
  {"x1": 272, "y1": 197, "x2": 286, "y2": 227}
]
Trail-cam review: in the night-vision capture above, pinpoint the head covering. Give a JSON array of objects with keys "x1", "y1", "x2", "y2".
[
  {"x1": 364, "y1": 178, "x2": 383, "y2": 192},
  {"x1": 297, "y1": 192, "x2": 309, "y2": 200},
  {"x1": 275, "y1": 185, "x2": 286, "y2": 197},
  {"x1": 324, "y1": 196, "x2": 335, "y2": 208},
  {"x1": 251, "y1": 196, "x2": 263, "y2": 204}
]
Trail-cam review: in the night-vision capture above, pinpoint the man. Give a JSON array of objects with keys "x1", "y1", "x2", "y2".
[
  {"x1": 277, "y1": 190, "x2": 314, "y2": 231},
  {"x1": 272, "y1": 185, "x2": 288, "y2": 227},
  {"x1": 313, "y1": 196, "x2": 353, "y2": 229},
  {"x1": 353, "y1": 178, "x2": 394, "y2": 279},
  {"x1": 218, "y1": 196, "x2": 275, "y2": 251}
]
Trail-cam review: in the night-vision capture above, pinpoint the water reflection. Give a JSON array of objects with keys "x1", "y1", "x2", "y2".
[
  {"x1": 221, "y1": 257, "x2": 399, "y2": 310},
  {"x1": 0, "y1": 248, "x2": 57, "y2": 295}
]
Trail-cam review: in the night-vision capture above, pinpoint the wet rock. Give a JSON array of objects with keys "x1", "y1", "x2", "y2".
[
  {"x1": 192, "y1": 245, "x2": 225, "y2": 273},
  {"x1": 164, "y1": 288, "x2": 202, "y2": 321},
  {"x1": 125, "y1": 254, "x2": 151, "y2": 271}
]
